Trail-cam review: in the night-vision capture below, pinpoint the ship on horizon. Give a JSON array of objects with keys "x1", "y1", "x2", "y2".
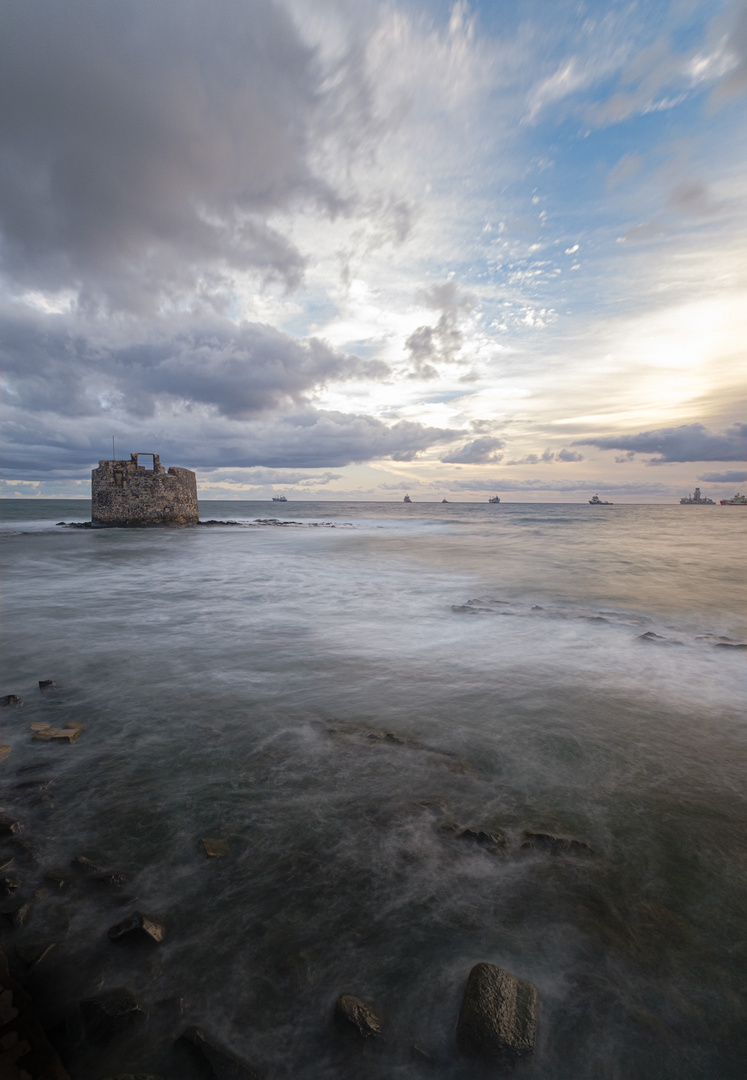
[
  {"x1": 272, "y1": 495, "x2": 288, "y2": 502},
  {"x1": 589, "y1": 494, "x2": 613, "y2": 505},
  {"x1": 680, "y1": 487, "x2": 714, "y2": 504},
  {"x1": 488, "y1": 495, "x2": 501, "y2": 504},
  {"x1": 719, "y1": 492, "x2": 747, "y2": 505}
]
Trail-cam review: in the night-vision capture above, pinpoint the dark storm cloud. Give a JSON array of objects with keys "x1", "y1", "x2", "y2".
[
  {"x1": 575, "y1": 423, "x2": 746, "y2": 463},
  {"x1": 697, "y1": 469, "x2": 746, "y2": 484},
  {"x1": 440, "y1": 437, "x2": 504, "y2": 464},
  {"x1": 0, "y1": 0, "x2": 350, "y2": 312},
  {"x1": 0, "y1": 403, "x2": 457, "y2": 477},
  {"x1": 0, "y1": 307, "x2": 388, "y2": 420}
]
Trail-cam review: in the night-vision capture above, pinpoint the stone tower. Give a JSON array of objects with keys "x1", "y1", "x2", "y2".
[{"x1": 91, "y1": 453, "x2": 199, "y2": 526}]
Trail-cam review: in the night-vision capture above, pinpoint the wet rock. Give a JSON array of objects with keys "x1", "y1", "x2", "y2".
[
  {"x1": 0, "y1": 857, "x2": 14, "y2": 872},
  {"x1": 456, "y1": 962, "x2": 538, "y2": 1069},
  {"x1": 1, "y1": 900, "x2": 32, "y2": 929},
  {"x1": 177, "y1": 1025, "x2": 262, "y2": 1079},
  {"x1": 93, "y1": 870, "x2": 130, "y2": 889},
  {"x1": 333, "y1": 994, "x2": 384, "y2": 1039},
  {"x1": 520, "y1": 831, "x2": 593, "y2": 856},
  {"x1": 0, "y1": 947, "x2": 70, "y2": 1079},
  {"x1": 13, "y1": 778, "x2": 54, "y2": 793},
  {"x1": 108, "y1": 911, "x2": 166, "y2": 943},
  {"x1": 71, "y1": 855, "x2": 103, "y2": 875},
  {"x1": 38, "y1": 680, "x2": 58, "y2": 691},
  {"x1": 44, "y1": 869, "x2": 70, "y2": 891},
  {"x1": 202, "y1": 837, "x2": 230, "y2": 857},
  {"x1": 32, "y1": 726, "x2": 82, "y2": 743},
  {"x1": 16, "y1": 940, "x2": 57, "y2": 968},
  {"x1": 1, "y1": 694, "x2": 23, "y2": 707},
  {"x1": 441, "y1": 823, "x2": 508, "y2": 852},
  {"x1": 0, "y1": 815, "x2": 21, "y2": 836},
  {"x1": 0, "y1": 877, "x2": 21, "y2": 896},
  {"x1": 80, "y1": 987, "x2": 145, "y2": 1043}
]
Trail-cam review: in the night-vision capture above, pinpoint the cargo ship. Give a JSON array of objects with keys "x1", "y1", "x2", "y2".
[{"x1": 680, "y1": 487, "x2": 714, "y2": 504}]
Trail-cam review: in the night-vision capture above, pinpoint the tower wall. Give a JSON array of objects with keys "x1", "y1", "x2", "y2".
[{"x1": 91, "y1": 454, "x2": 199, "y2": 525}]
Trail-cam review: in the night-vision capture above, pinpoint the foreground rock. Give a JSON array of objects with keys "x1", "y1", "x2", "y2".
[
  {"x1": 456, "y1": 962, "x2": 538, "y2": 1070},
  {"x1": 521, "y1": 831, "x2": 592, "y2": 856},
  {"x1": 0, "y1": 947, "x2": 70, "y2": 1078},
  {"x1": 80, "y1": 987, "x2": 145, "y2": 1043},
  {"x1": 108, "y1": 911, "x2": 165, "y2": 943},
  {"x1": 177, "y1": 1025, "x2": 262, "y2": 1079},
  {"x1": 333, "y1": 993, "x2": 384, "y2": 1039}
]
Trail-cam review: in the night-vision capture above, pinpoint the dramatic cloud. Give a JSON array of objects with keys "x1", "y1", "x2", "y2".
[
  {"x1": 0, "y1": 0, "x2": 362, "y2": 313},
  {"x1": 697, "y1": 469, "x2": 746, "y2": 484},
  {"x1": 405, "y1": 282, "x2": 474, "y2": 378},
  {"x1": 507, "y1": 448, "x2": 584, "y2": 465},
  {"x1": 575, "y1": 423, "x2": 747, "y2": 464},
  {"x1": 440, "y1": 436, "x2": 504, "y2": 464}
]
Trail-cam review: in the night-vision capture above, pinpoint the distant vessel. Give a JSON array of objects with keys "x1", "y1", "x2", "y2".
[
  {"x1": 442, "y1": 499, "x2": 449, "y2": 503},
  {"x1": 719, "y1": 493, "x2": 747, "y2": 505},
  {"x1": 403, "y1": 495, "x2": 412, "y2": 503},
  {"x1": 589, "y1": 494, "x2": 613, "y2": 505},
  {"x1": 272, "y1": 495, "x2": 288, "y2": 502},
  {"x1": 680, "y1": 487, "x2": 714, "y2": 505},
  {"x1": 488, "y1": 496, "x2": 501, "y2": 504}
]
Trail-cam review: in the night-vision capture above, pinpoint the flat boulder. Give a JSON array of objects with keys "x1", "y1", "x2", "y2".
[
  {"x1": 80, "y1": 987, "x2": 145, "y2": 1043},
  {"x1": 108, "y1": 911, "x2": 165, "y2": 943},
  {"x1": 177, "y1": 1026, "x2": 262, "y2": 1079},
  {"x1": 333, "y1": 993, "x2": 384, "y2": 1039},
  {"x1": 456, "y1": 962, "x2": 538, "y2": 1070},
  {"x1": 521, "y1": 831, "x2": 592, "y2": 856}
]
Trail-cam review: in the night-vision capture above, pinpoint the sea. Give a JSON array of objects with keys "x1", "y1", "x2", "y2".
[{"x1": 1, "y1": 498, "x2": 745, "y2": 1079}]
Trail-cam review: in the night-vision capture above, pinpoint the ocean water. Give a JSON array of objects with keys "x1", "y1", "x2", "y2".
[{"x1": 0, "y1": 498, "x2": 745, "y2": 1079}]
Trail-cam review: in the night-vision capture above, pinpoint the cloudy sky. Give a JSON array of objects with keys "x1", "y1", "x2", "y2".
[{"x1": 1, "y1": 0, "x2": 745, "y2": 501}]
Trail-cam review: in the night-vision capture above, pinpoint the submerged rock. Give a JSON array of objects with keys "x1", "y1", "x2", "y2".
[
  {"x1": 0, "y1": 814, "x2": 22, "y2": 836},
  {"x1": 80, "y1": 987, "x2": 145, "y2": 1043},
  {"x1": 0, "y1": 876, "x2": 21, "y2": 895},
  {"x1": 1, "y1": 900, "x2": 32, "y2": 929},
  {"x1": 202, "y1": 837, "x2": 231, "y2": 857},
  {"x1": 38, "y1": 680, "x2": 58, "y2": 691},
  {"x1": 456, "y1": 962, "x2": 538, "y2": 1070},
  {"x1": 333, "y1": 993, "x2": 384, "y2": 1039},
  {"x1": 520, "y1": 831, "x2": 593, "y2": 856},
  {"x1": 1, "y1": 694, "x2": 23, "y2": 706},
  {"x1": 16, "y1": 940, "x2": 57, "y2": 968},
  {"x1": 441, "y1": 823, "x2": 508, "y2": 852},
  {"x1": 177, "y1": 1025, "x2": 262, "y2": 1079},
  {"x1": 108, "y1": 911, "x2": 166, "y2": 943}
]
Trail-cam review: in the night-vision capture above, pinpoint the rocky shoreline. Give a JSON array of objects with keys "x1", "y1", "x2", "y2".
[{"x1": 0, "y1": 683, "x2": 563, "y2": 1077}]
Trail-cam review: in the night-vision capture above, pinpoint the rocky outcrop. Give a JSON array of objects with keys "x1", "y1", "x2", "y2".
[
  {"x1": 0, "y1": 947, "x2": 70, "y2": 1078},
  {"x1": 333, "y1": 994, "x2": 384, "y2": 1039},
  {"x1": 108, "y1": 912, "x2": 165, "y2": 943},
  {"x1": 520, "y1": 831, "x2": 592, "y2": 856},
  {"x1": 456, "y1": 962, "x2": 538, "y2": 1070}
]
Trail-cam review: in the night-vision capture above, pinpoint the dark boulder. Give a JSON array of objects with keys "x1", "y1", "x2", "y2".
[
  {"x1": 333, "y1": 993, "x2": 384, "y2": 1039},
  {"x1": 1, "y1": 694, "x2": 23, "y2": 706},
  {"x1": 0, "y1": 876, "x2": 21, "y2": 895},
  {"x1": 108, "y1": 911, "x2": 165, "y2": 943},
  {"x1": 16, "y1": 940, "x2": 57, "y2": 967},
  {"x1": 80, "y1": 987, "x2": 145, "y2": 1043},
  {"x1": 1, "y1": 900, "x2": 32, "y2": 928},
  {"x1": 442, "y1": 823, "x2": 508, "y2": 852},
  {"x1": 38, "y1": 680, "x2": 58, "y2": 691},
  {"x1": 521, "y1": 831, "x2": 592, "y2": 856},
  {"x1": 0, "y1": 814, "x2": 22, "y2": 836},
  {"x1": 176, "y1": 1025, "x2": 262, "y2": 1079},
  {"x1": 456, "y1": 962, "x2": 538, "y2": 1070}
]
